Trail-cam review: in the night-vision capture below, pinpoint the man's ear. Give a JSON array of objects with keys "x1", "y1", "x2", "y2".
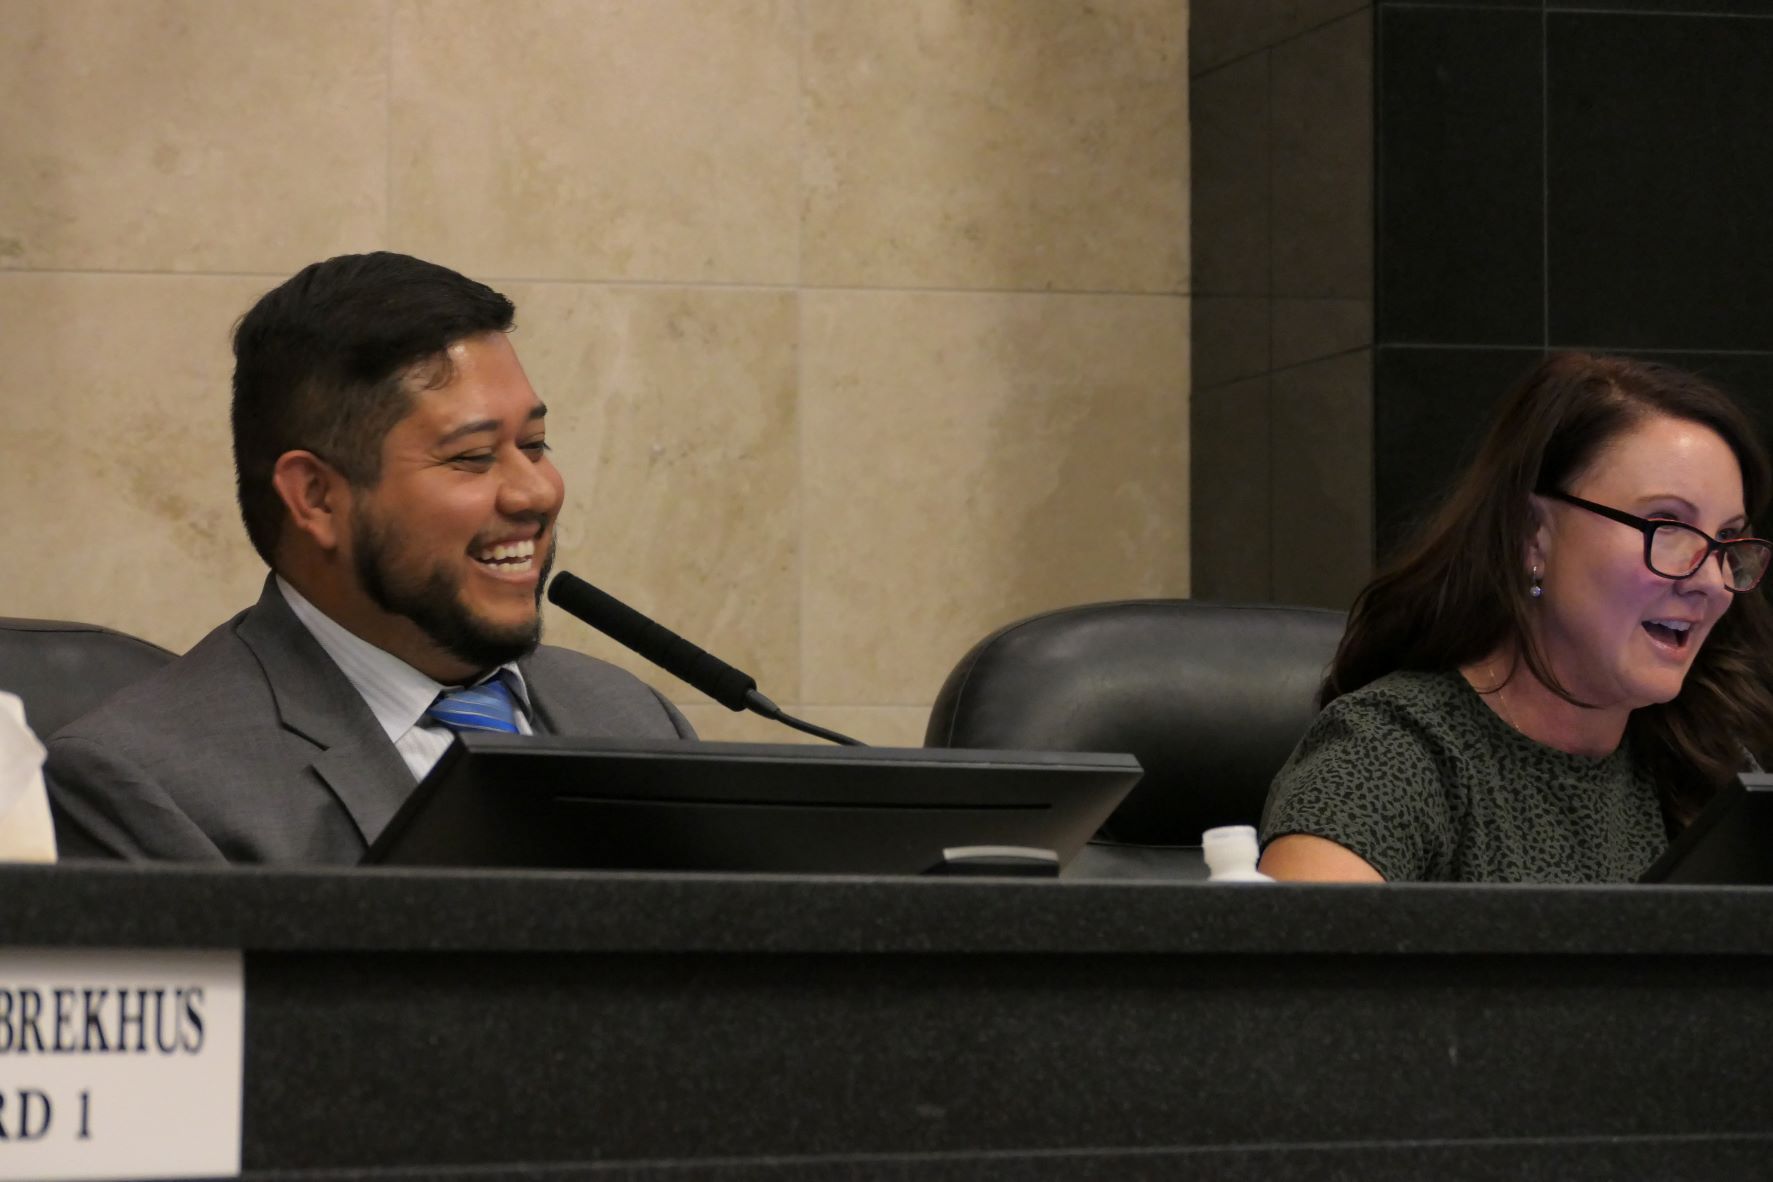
[{"x1": 270, "y1": 451, "x2": 350, "y2": 553}]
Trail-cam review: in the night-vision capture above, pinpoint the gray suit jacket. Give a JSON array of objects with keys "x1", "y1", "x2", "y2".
[{"x1": 46, "y1": 577, "x2": 694, "y2": 863}]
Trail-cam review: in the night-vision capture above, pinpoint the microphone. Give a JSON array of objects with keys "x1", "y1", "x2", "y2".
[{"x1": 547, "y1": 571, "x2": 865, "y2": 747}]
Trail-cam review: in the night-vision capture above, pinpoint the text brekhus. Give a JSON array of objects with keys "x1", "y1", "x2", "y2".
[{"x1": 0, "y1": 986, "x2": 206, "y2": 1055}]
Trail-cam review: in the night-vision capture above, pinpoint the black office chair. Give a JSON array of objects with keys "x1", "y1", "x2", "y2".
[
  {"x1": 0, "y1": 617, "x2": 177, "y2": 739},
  {"x1": 925, "y1": 600, "x2": 1345, "y2": 879}
]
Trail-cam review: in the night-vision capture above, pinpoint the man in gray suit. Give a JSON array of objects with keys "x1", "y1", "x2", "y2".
[{"x1": 48, "y1": 252, "x2": 693, "y2": 862}]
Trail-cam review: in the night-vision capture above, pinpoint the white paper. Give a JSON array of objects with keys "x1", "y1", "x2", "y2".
[
  {"x1": 0, "y1": 695, "x2": 54, "y2": 863},
  {"x1": 0, "y1": 949, "x2": 243, "y2": 1180}
]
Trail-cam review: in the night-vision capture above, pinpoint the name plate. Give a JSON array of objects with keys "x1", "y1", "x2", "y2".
[{"x1": 0, "y1": 949, "x2": 243, "y2": 1181}]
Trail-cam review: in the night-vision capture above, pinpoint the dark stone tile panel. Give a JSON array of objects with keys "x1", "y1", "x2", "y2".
[
  {"x1": 1275, "y1": 0, "x2": 1375, "y2": 42},
  {"x1": 1377, "y1": 6, "x2": 1544, "y2": 344},
  {"x1": 1197, "y1": 0, "x2": 1378, "y2": 78},
  {"x1": 1193, "y1": 54, "x2": 1271, "y2": 296},
  {"x1": 1373, "y1": 346, "x2": 1546, "y2": 558},
  {"x1": 1553, "y1": 1, "x2": 1773, "y2": 13},
  {"x1": 1194, "y1": 297, "x2": 1271, "y2": 388},
  {"x1": 1192, "y1": 0, "x2": 1276, "y2": 74},
  {"x1": 1273, "y1": 298, "x2": 1374, "y2": 369},
  {"x1": 1380, "y1": 0, "x2": 1541, "y2": 8},
  {"x1": 1271, "y1": 9, "x2": 1375, "y2": 298},
  {"x1": 1609, "y1": 350, "x2": 1773, "y2": 466},
  {"x1": 1271, "y1": 350, "x2": 1374, "y2": 608},
  {"x1": 1192, "y1": 375, "x2": 1274, "y2": 601},
  {"x1": 1376, "y1": 347, "x2": 1773, "y2": 558},
  {"x1": 1547, "y1": 13, "x2": 1773, "y2": 351}
]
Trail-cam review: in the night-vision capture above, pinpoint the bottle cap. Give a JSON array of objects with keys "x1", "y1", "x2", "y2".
[{"x1": 1201, "y1": 824, "x2": 1265, "y2": 879}]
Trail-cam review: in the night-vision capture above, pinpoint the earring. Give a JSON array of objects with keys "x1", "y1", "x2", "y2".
[{"x1": 1530, "y1": 564, "x2": 1544, "y2": 599}]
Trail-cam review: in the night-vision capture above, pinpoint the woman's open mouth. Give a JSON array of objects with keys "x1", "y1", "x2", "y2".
[{"x1": 1643, "y1": 619, "x2": 1693, "y2": 649}]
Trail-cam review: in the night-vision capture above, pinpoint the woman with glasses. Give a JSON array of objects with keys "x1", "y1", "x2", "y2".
[{"x1": 1259, "y1": 352, "x2": 1773, "y2": 882}]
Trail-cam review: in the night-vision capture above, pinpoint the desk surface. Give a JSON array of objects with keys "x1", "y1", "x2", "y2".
[
  {"x1": 11, "y1": 860, "x2": 1773, "y2": 954},
  {"x1": 6, "y1": 865, "x2": 1773, "y2": 1180}
]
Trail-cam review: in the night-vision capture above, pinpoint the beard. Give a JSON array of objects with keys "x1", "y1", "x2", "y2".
[{"x1": 351, "y1": 509, "x2": 555, "y2": 675}]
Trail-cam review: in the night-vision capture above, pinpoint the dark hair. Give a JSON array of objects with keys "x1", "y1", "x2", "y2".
[
  {"x1": 1326, "y1": 351, "x2": 1773, "y2": 822},
  {"x1": 230, "y1": 251, "x2": 515, "y2": 564}
]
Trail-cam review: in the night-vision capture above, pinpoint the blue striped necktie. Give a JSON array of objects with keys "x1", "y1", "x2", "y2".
[{"x1": 426, "y1": 675, "x2": 522, "y2": 735}]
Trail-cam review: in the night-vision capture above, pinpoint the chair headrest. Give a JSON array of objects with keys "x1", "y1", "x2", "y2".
[
  {"x1": 926, "y1": 600, "x2": 1344, "y2": 843},
  {"x1": 0, "y1": 618, "x2": 176, "y2": 738}
]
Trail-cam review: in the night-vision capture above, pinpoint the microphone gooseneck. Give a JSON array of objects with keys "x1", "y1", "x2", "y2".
[
  {"x1": 738, "y1": 687, "x2": 867, "y2": 746},
  {"x1": 546, "y1": 571, "x2": 866, "y2": 746}
]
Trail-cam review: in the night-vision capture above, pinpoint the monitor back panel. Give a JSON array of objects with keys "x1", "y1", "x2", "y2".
[
  {"x1": 365, "y1": 737, "x2": 1143, "y2": 875},
  {"x1": 1641, "y1": 773, "x2": 1773, "y2": 885}
]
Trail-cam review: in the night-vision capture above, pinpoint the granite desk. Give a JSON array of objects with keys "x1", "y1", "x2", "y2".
[{"x1": 5, "y1": 863, "x2": 1773, "y2": 1180}]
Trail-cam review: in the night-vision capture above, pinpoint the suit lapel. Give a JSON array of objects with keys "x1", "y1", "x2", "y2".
[
  {"x1": 518, "y1": 655, "x2": 557, "y2": 736},
  {"x1": 237, "y1": 578, "x2": 416, "y2": 846}
]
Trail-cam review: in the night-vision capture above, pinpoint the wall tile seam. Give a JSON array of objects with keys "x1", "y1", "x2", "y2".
[
  {"x1": 1263, "y1": 32, "x2": 1276, "y2": 604},
  {"x1": 1196, "y1": 288, "x2": 1381, "y2": 299},
  {"x1": 1546, "y1": 7, "x2": 1773, "y2": 16},
  {"x1": 1375, "y1": 342, "x2": 1773, "y2": 356},
  {"x1": 1541, "y1": 2, "x2": 1552, "y2": 349},
  {"x1": 0, "y1": 269, "x2": 1194, "y2": 300},
  {"x1": 505, "y1": 283, "x2": 1192, "y2": 298},
  {"x1": 1372, "y1": 0, "x2": 1389, "y2": 339},
  {"x1": 1378, "y1": 2, "x2": 1541, "y2": 9},
  {"x1": 1190, "y1": 3, "x2": 1378, "y2": 79},
  {"x1": 383, "y1": 0, "x2": 394, "y2": 250},
  {"x1": 1196, "y1": 344, "x2": 1376, "y2": 392},
  {"x1": 791, "y1": 284, "x2": 1194, "y2": 299},
  {"x1": 1193, "y1": 374, "x2": 1270, "y2": 397},
  {"x1": 1382, "y1": 1, "x2": 1773, "y2": 12},
  {"x1": 794, "y1": 0, "x2": 809, "y2": 708},
  {"x1": 1197, "y1": 289, "x2": 1376, "y2": 299}
]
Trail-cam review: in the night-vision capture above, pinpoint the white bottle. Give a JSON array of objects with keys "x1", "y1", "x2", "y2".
[{"x1": 1202, "y1": 825, "x2": 1274, "y2": 882}]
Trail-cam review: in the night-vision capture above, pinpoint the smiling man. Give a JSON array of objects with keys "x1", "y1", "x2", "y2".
[{"x1": 47, "y1": 253, "x2": 693, "y2": 862}]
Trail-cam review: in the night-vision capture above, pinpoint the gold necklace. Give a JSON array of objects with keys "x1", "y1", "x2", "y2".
[{"x1": 1489, "y1": 664, "x2": 1519, "y2": 732}]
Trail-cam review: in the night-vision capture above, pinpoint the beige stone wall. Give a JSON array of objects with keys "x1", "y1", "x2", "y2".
[{"x1": 0, "y1": 0, "x2": 1190, "y2": 746}]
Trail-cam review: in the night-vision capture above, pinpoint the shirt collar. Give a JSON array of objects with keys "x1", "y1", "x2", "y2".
[{"x1": 274, "y1": 575, "x2": 531, "y2": 744}]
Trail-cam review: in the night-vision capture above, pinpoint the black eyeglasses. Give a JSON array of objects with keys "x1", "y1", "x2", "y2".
[{"x1": 1544, "y1": 490, "x2": 1773, "y2": 593}]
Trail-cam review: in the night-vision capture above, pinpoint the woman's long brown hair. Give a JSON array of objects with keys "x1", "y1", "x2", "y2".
[{"x1": 1325, "y1": 352, "x2": 1773, "y2": 823}]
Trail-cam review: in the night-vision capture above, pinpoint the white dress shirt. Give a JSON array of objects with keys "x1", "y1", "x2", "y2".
[
  {"x1": 0, "y1": 692, "x2": 55, "y2": 862},
  {"x1": 276, "y1": 576, "x2": 533, "y2": 783}
]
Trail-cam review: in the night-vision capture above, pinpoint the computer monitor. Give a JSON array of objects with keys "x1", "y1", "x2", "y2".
[
  {"x1": 362, "y1": 734, "x2": 1143, "y2": 875},
  {"x1": 1639, "y1": 772, "x2": 1773, "y2": 884}
]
